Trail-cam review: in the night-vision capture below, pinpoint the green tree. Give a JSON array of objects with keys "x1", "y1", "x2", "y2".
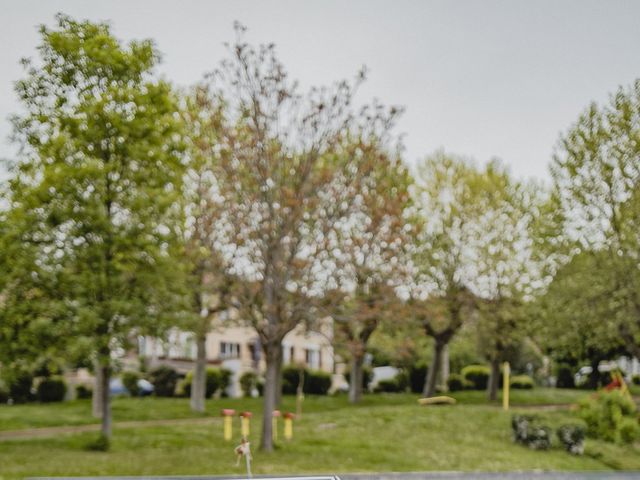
[{"x1": 4, "y1": 15, "x2": 185, "y2": 439}]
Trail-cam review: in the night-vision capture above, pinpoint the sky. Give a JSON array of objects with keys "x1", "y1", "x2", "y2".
[{"x1": 1, "y1": 0, "x2": 640, "y2": 183}]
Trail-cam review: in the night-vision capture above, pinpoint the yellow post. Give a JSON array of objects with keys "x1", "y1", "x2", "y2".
[
  {"x1": 240, "y1": 411, "x2": 252, "y2": 437},
  {"x1": 222, "y1": 409, "x2": 235, "y2": 441},
  {"x1": 283, "y1": 412, "x2": 294, "y2": 440},
  {"x1": 502, "y1": 361, "x2": 510, "y2": 411},
  {"x1": 272, "y1": 410, "x2": 280, "y2": 442}
]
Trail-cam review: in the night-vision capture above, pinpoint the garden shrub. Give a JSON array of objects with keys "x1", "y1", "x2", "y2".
[
  {"x1": 0, "y1": 384, "x2": 8, "y2": 404},
  {"x1": 344, "y1": 367, "x2": 373, "y2": 392},
  {"x1": 510, "y1": 375, "x2": 534, "y2": 389},
  {"x1": 282, "y1": 366, "x2": 304, "y2": 395},
  {"x1": 578, "y1": 390, "x2": 638, "y2": 444},
  {"x1": 219, "y1": 368, "x2": 232, "y2": 396},
  {"x1": 76, "y1": 384, "x2": 92, "y2": 399},
  {"x1": 9, "y1": 371, "x2": 34, "y2": 403},
  {"x1": 122, "y1": 371, "x2": 141, "y2": 396},
  {"x1": 409, "y1": 363, "x2": 428, "y2": 393},
  {"x1": 446, "y1": 373, "x2": 469, "y2": 392},
  {"x1": 182, "y1": 367, "x2": 230, "y2": 397},
  {"x1": 511, "y1": 414, "x2": 552, "y2": 450},
  {"x1": 556, "y1": 424, "x2": 585, "y2": 455},
  {"x1": 395, "y1": 370, "x2": 409, "y2": 392},
  {"x1": 282, "y1": 366, "x2": 331, "y2": 395},
  {"x1": 240, "y1": 371, "x2": 260, "y2": 397},
  {"x1": 632, "y1": 374, "x2": 640, "y2": 386},
  {"x1": 374, "y1": 378, "x2": 401, "y2": 393},
  {"x1": 461, "y1": 365, "x2": 490, "y2": 390},
  {"x1": 555, "y1": 363, "x2": 575, "y2": 388},
  {"x1": 149, "y1": 366, "x2": 179, "y2": 397},
  {"x1": 36, "y1": 376, "x2": 67, "y2": 402}
]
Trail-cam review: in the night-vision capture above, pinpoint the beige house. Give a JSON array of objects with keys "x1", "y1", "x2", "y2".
[{"x1": 140, "y1": 317, "x2": 335, "y2": 396}]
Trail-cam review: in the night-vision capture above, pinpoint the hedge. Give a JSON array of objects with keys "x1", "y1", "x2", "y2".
[
  {"x1": 461, "y1": 364, "x2": 490, "y2": 390},
  {"x1": 510, "y1": 375, "x2": 534, "y2": 389},
  {"x1": 409, "y1": 364, "x2": 428, "y2": 393},
  {"x1": 555, "y1": 364, "x2": 575, "y2": 389},
  {"x1": 149, "y1": 366, "x2": 179, "y2": 397},
  {"x1": 181, "y1": 367, "x2": 232, "y2": 398},
  {"x1": 36, "y1": 376, "x2": 67, "y2": 402},
  {"x1": 122, "y1": 371, "x2": 141, "y2": 396},
  {"x1": 282, "y1": 366, "x2": 331, "y2": 395}
]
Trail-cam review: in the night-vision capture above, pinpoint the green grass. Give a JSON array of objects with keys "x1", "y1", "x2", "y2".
[{"x1": 0, "y1": 391, "x2": 638, "y2": 480}]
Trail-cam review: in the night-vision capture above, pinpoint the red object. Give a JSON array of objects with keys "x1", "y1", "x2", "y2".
[
  {"x1": 221, "y1": 409, "x2": 236, "y2": 416},
  {"x1": 604, "y1": 378, "x2": 622, "y2": 391},
  {"x1": 239, "y1": 411, "x2": 253, "y2": 418},
  {"x1": 284, "y1": 412, "x2": 295, "y2": 419},
  {"x1": 272, "y1": 410, "x2": 281, "y2": 417}
]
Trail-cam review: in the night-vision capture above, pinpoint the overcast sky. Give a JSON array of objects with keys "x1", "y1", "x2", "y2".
[{"x1": 2, "y1": 0, "x2": 640, "y2": 182}]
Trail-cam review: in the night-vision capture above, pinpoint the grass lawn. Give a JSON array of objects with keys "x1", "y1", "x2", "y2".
[{"x1": 0, "y1": 391, "x2": 639, "y2": 479}]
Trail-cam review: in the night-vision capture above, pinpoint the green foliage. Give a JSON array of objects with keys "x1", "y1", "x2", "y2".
[
  {"x1": 344, "y1": 367, "x2": 373, "y2": 392},
  {"x1": 8, "y1": 371, "x2": 34, "y2": 403},
  {"x1": 148, "y1": 366, "x2": 178, "y2": 397},
  {"x1": 0, "y1": 384, "x2": 8, "y2": 404},
  {"x1": 578, "y1": 390, "x2": 638, "y2": 444},
  {"x1": 75, "y1": 384, "x2": 92, "y2": 399},
  {"x1": 239, "y1": 371, "x2": 261, "y2": 397},
  {"x1": 282, "y1": 366, "x2": 331, "y2": 395},
  {"x1": 510, "y1": 375, "x2": 534, "y2": 390},
  {"x1": 556, "y1": 424, "x2": 585, "y2": 455},
  {"x1": 121, "y1": 371, "x2": 141, "y2": 397},
  {"x1": 408, "y1": 363, "x2": 428, "y2": 393},
  {"x1": 182, "y1": 368, "x2": 230, "y2": 398},
  {"x1": 461, "y1": 365, "x2": 490, "y2": 390},
  {"x1": 36, "y1": 376, "x2": 67, "y2": 402},
  {"x1": 511, "y1": 414, "x2": 552, "y2": 450},
  {"x1": 446, "y1": 373, "x2": 469, "y2": 392},
  {"x1": 631, "y1": 375, "x2": 640, "y2": 386},
  {"x1": 555, "y1": 364, "x2": 575, "y2": 389}
]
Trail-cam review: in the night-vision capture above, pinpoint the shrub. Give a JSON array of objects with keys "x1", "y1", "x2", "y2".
[
  {"x1": 36, "y1": 376, "x2": 67, "y2": 402},
  {"x1": 121, "y1": 371, "x2": 141, "y2": 397},
  {"x1": 240, "y1": 371, "x2": 260, "y2": 397},
  {"x1": 282, "y1": 366, "x2": 304, "y2": 395},
  {"x1": 219, "y1": 368, "x2": 232, "y2": 396},
  {"x1": 394, "y1": 370, "x2": 409, "y2": 392},
  {"x1": 556, "y1": 424, "x2": 585, "y2": 455},
  {"x1": 511, "y1": 414, "x2": 552, "y2": 450},
  {"x1": 461, "y1": 365, "x2": 490, "y2": 390},
  {"x1": 631, "y1": 374, "x2": 640, "y2": 386},
  {"x1": 76, "y1": 384, "x2": 92, "y2": 399},
  {"x1": 619, "y1": 417, "x2": 640, "y2": 444},
  {"x1": 9, "y1": 371, "x2": 34, "y2": 403},
  {"x1": 306, "y1": 370, "x2": 331, "y2": 395},
  {"x1": 344, "y1": 367, "x2": 373, "y2": 392},
  {"x1": 149, "y1": 366, "x2": 179, "y2": 397},
  {"x1": 446, "y1": 373, "x2": 469, "y2": 392},
  {"x1": 555, "y1": 364, "x2": 575, "y2": 389},
  {"x1": 374, "y1": 379, "x2": 401, "y2": 393},
  {"x1": 578, "y1": 390, "x2": 638, "y2": 444},
  {"x1": 409, "y1": 363, "x2": 428, "y2": 393},
  {"x1": 510, "y1": 375, "x2": 534, "y2": 390},
  {"x1": 0, "y1": 385, "x2": 8, "y2": 404},
  {"x1": 183, "y1": 368, "x2": 229, "y2": 397}
]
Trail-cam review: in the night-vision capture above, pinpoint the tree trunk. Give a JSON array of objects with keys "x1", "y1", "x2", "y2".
[
  {"x1": 440, "y1": 343, "x2": 450, "y2": 390},
  {"x1": 487, "y1": 357, "x2": 500, "y2": 401},
  {"x1": 423, "y1": 339, "x2": 444, "y2": 397},
  {"x1": 348, "y1": 354, "x2": 365, "y2": 403},
  {"x1": 92, "y1": 359, "x2": 103, "y2": 418},
  {"x1": 274, "y1": 349, "x2": 283, "y2": 407},
  {"x1": 100, "y1": 361, "x2": 112, "y2": 438},
  {"x1": 260, "y1": 342, "x2": 281, "y2": 451},
  {"x1": 190, "y1": 333, "x2": 207, "y2": 412}
]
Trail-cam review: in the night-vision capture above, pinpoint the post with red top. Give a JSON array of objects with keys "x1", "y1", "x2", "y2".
[
  {"x1": 283, "y1": 412, "x2": 295, "y2": 440},
  {"x1": 272, "y1": 410, "x2": 281, "y2": 442},
  {"x1": 239, "y1": 411, "x2": 252, "y2": 437},
  {"x1": 221, "y1": 409, "x2": 236, "y2": 441}
]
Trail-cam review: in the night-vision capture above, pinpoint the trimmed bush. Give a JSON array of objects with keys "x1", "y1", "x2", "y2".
[
  {"x1": 556, "y1": 424, "x2": 585, "y2": 455},
  {"x1": 149, "y1": 366, "x2": 179, "y2": 397},
  {"x1": 9, "y1": 371, "x2": 34, "y2": 403},
  {"x1": 374, "y1": 378, "x2": 401, "y2": 393},
  {"x1": 446, "y1": 373, "x2": 469, "y2": 392},
  {"x1": 36, "y1": 376, "x2": 67, "y2": 402},
  {"x1": 122, "y1": 371, "x2": 141, "y2": 396},
  {"x1": 461, "y1": 365, "x2": 490, "y2": 390},
  {"x1": 240, "y1": 371, "x2": 260, "y2": 397},
  {"x1": 282, "y1": 366, "x2": 331, "y2": 395},
  {"x1": 0, "y1": 386, "x2": 8, "y2": 404},
  {"x1": 555, "y1": 364, "x2": 575, "y2": 389},
  {"x1": 344, "y1": 367, "x2": 373, "y2": 392},
  {"x1": 409, "y1": 364, "x2": 428, "y2": 393},
  {"x1": 219, "y1": 368, "x2": 232, "y2": 396},
  {"x1": 511, "y1": 414, "x2": 552, "y2": 450},
  {"x1": 510, "y1": 375, "x2": 534, "y2": 390},
  {"x1": 631, "y1": 374, "x2": 640, "y2": 386},
  {"x1": 183, "y1": 367, "x2": 230, "y2": 398},
  {"x1": 578, "y1": 390, "x2": 638, "y2": 444},
  {"x1": 76, "y1": 384, "x2": 92, "y2": 399}
]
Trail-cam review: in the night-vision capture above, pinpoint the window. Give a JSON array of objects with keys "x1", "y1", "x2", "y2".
[
  {"x1": 283, "y1": 344, "x2": 295, "y2": 364},
  {"x1": 305, "y1": 348, "x2": 320, "y2": 369},
  {"x1": 220, "y1": 341, "x2": 240, "y2": 359}
]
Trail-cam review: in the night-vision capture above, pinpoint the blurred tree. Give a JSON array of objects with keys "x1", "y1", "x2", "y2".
[{"x1": 3, "y1": 15, "x2": 186, "y2": 439}]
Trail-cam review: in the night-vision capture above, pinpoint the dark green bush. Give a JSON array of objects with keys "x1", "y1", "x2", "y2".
[
  {"x1": 578, "y1": 390, "x2": 638, "y2": 444},
  {"x1": 219, "y1": 368, "x2": 232, "y2": 396},
  {"x1": 0, "y1": 385, "x2": 8, "y2": 404},
  {"x1": 149, "y1": 366, "x2": 179, "y2": 397},
  {"x1": 557, "y1": 424, "x2": 585, "y2": 455},
  {"x1": 76, "y1": 384, "x2": 92, "y2": 399},
  {"x1": 446, "y1": 373, "x2": 469, "y2": 392},
  {"x1": 344, "y1": 367, "x2": 373, "y2": 392},
  {"x1": 511, "y1": 414, "x2": 552, "y2": 450},
  {"x1": 36, "y1": 376, "x2": 67, "y2": 402},
  {"x1": 374, "y1": 378, "x2": 401, "y2": 393},
  {"x1": 240, "y1": 371, "x2": 259, "y2": 397},
  {"x1": 461, "y1": 365, "x2": 490, "y2": 390},
  {"x1": 121, "y1": 371, "x2": 141, "y2": 396},
  {"x1": 510, "y1": 375, "x2": 534, "y2": 390},
  {"x1": 9, "y1": 371, "x2": 34, "y2": 403},
  {"x1": 282, "y1": 366, "x2": 303, "y2": 395},
  {"x1": 282, "y1": 366, "x2": 331, "y2": 395},
  {"x1": 395, "y1": 370, "x2": 409, "y2": 392},
  {"x1": 555, "y1": 364, "x2": 575, "y2": 389},
  {"x1": 183, "y1": 367, "x2": 231, "y2": 398},
  {"x1": 631, "y1": 374, "x2": 640, "y2": 386},
  {"x1": 409, "y1": 363, "x2": 428, "y2": 393}
]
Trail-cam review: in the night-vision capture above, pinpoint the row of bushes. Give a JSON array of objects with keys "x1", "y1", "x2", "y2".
[
  {"x1": 578, "y1": 390, "x2": 639, "y2": 444},
  {"x1": 0, "y1": 373, "x2": 68, "y2": 404},
  {"x1": 511, "y1": 415, "x2": 585, "y2": 454}
]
